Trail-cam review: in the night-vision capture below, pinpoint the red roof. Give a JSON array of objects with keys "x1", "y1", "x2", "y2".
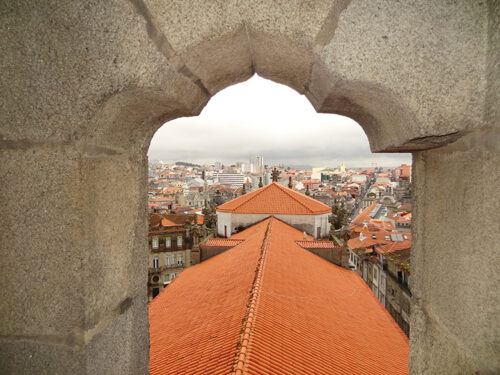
[
  {"x1": 217, "y1": 182, "x2": 330, "y2": 215},
  {"x1": 150, "y1": 218, "x2": 408, "y2": 374},
  {"x1": 352, "y1": 202, "x2": 379, "y2": 223}
]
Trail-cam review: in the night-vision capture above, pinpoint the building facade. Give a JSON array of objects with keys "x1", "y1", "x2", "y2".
[
  {"x1": 148, "y1": 213, "x2": 202, "y2": 300},
  {"x1": 216, "y1": 182, "x2": 331, "y2": 239}
]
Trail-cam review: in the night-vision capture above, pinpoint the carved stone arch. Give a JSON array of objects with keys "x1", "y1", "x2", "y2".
[{"x1": 0, "y1": 1, "x2": 498, "y2": 374}]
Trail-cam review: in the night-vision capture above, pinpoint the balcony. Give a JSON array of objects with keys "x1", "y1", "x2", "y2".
[{"x1": 148, "y1": 266, "x2": 166, "y2": 274}]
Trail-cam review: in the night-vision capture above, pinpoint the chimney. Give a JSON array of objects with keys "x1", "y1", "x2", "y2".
[{"x1": 288, "y1": 176, "x2": 293, "y2": 189}]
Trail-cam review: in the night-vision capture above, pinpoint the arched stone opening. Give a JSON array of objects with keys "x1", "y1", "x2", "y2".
[{"x1": 1, "y1": 1, "x2": 498, "y2": 374}]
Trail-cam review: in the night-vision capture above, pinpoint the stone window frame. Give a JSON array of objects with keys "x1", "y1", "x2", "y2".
[{"x1": 152, "y1": 237, "x2": 159, "y2": 249}]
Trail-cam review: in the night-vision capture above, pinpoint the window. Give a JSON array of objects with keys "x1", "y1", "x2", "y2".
[
  {"x1": 177, "y1": 253, "x2": 183, "y2": 266},
  {"x1": 402, "y1": 272, "x2": 408, "y2": 286},
  {"x1": 170, "y1": 273, "x2": 176, "y2": 281},
  {"x1": 152, "y1": 287, "x2": 160, "y2": 299},
  {"x1": 152, "y1": 237, "x2": 159, "y2": 249},
  {"x1": 380, "y1": 292, "x2": 385, "y2": 307},
  {"x1": 164, "y1": 274, "x2": 170, "y2": 283},
  {"x1": 224, "y1": 225, "x2": 227, "y2": 238},
  {"x1": 165, "y1": 237, "x2": 171, "y2": 248},
  {"x1": 165, "y1": 254, "x2": 171, "y2": 267},
  {"x1": 373, "y1": 266, "x2": 379, "y2": 285},
  {"x1": 177, "y1": 236, "x2": 183, "y2": 247},
  {"x1": 152, "y1": 256, "x2": 159, "y2": 268},
  {"x1": 372, "y1": 234, "x2": 376, "y2": 239},
  {"x1": 381, "y1": 274, "x2": 386, "y2": 290}
]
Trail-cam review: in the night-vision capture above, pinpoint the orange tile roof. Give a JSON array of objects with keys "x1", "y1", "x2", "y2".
[
  {"x1": 149, "y1": 220, "x2": 268, "y2": 375},
  {"x1": 348, "y1": 231, "x2": 411, "y2": 254},
  {"x1": 217, "y1": 182, "x2": 330, "y2": 215},
  {"x1": 371, "y1": 220, "x2": 395, "y2": 230},
  {"x1": 347, "y1": 230, "x2": 392, "y2": 249},
  {"x1": 379, "y1": 240, "x2": 412, "y2": 253},
  {"x1": 150, "y1": 217, "x2": 408, "y2": 374},
  {"x1": 352, "y1": 202, "x2": 379, "y2": 223}
]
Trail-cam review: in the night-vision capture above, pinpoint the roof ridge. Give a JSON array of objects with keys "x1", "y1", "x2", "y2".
[
  {"x1": 233, "y1": 219, "x2": 273, "y2": 375},
  {"x1": 226, "y1": 184, "x2": 270, "y2": 211},
  {"x1": 273, "y1": 182, "x2": 316, "y2": 213}
]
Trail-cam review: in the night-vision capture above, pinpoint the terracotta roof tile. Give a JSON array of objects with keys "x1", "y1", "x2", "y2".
[
  {"x1": 217, "y1": 182, "x2": 330, "y2": 215},
  {"x1": 150, "y1": 218, "x2": 408, "y2": 374},
  {"x1": 149, "y1": 220, "x2": 269, "y2": 375},
  {"x1": 352, "y1": 202, "x2": 379, "y2": 223}
]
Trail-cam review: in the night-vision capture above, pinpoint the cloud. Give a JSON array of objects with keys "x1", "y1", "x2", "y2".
[{"x1": 148, "y1": 75, "x2": 411, "y2": 167}]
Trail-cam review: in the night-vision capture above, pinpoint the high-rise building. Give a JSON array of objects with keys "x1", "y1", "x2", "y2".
[
  {"x1": 214, "y1": 172, "x2": 245, "y2": 187},
  {"x1": 263, "y1": 171, "x2": 271, "y2": 186},
  {"x1": 250, "y1": 156, "x2": 264, "y2": 174}
]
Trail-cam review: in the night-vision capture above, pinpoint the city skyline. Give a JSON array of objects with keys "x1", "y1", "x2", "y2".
[{"x1": 148, "y1": 75, "x2": 412, "y2": 168}]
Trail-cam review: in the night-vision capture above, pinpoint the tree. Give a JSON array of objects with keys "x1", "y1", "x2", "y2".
[{"x1": 329, "y1": 199, "x2": 347, "y2": 231}]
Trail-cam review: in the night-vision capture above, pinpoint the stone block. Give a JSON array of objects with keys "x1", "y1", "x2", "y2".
[
  {"x1": 0, "y1": 0, "x2": 207, "y2": 144},
  {"x1": 78, "y1": 153, "x2": 149, "y2": 333},
  {"x1": 0, "y1": 340, "x2": 85, "y2": 375},
  {"x1": 85, "y1": 293, "x2": 149, "y2": 375},
  {"x1": 0, "y1": 145, "x2": 85, "y2": 338},
  {"x1": 310, "y1": 0, "x2": 489, "y2": 152},
  {"x1": 411, "y1": 129, "x2": 500, "y2": 373}
]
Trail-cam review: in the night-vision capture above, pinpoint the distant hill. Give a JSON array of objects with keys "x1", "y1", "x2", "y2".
[{"x1": 175, "y1": 161, "x2": 200, "y2": 167}]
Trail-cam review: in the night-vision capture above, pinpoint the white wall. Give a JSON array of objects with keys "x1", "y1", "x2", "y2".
[
  {"x1": 216, "y1": 212, "x2": 232, "y2": 237},
  {"x1": 314, "y1": 213, "x2": 330, "y2": 238},
  {"x1": 217, "y1": 211, "x2": 330, "y2": 239}
]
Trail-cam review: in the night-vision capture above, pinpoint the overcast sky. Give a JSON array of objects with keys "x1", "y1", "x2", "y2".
[{"x1": 148, "y1": 75, "x2": 411, "y2": 168}]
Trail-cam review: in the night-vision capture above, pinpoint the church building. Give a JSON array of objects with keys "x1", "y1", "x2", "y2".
[{"x1": 216, "y1": 181, "x2": 331, "y2": 239}]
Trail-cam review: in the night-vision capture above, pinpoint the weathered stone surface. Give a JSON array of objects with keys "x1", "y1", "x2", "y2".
[
  {"x1": 411, "y1": 129, "x2": 500, "y2": 374},
  {"x1": 0, "y1": 340, "x2": 85, "y2": 375},
  {"x1": 144, "y1": 0, "x2": 348, "y2": 94},
  {"x1": 0, "y1": 1, "x2": 497, "y2": 374},
  {"x1": 79, "y1": 153, "x2": 149, "y2": 333},
  {"x1": 0, "y1": 0, "x2": 207, "y2": 144},
  {"x1": 486, "y1": 0, "x2": 500, "y2": 126},
  {"x1": 0, "y1": 144, "x2": 151, "y2": 374},
  {"x1": 0, "y1": 145, "x2": 84, "y2": 338},
  {"x1": 86, "y1": 293, "x2": 149, "y2": 374},
  {"x1": 310, "y1": 0, "x2": 489, "y2": 152}
]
